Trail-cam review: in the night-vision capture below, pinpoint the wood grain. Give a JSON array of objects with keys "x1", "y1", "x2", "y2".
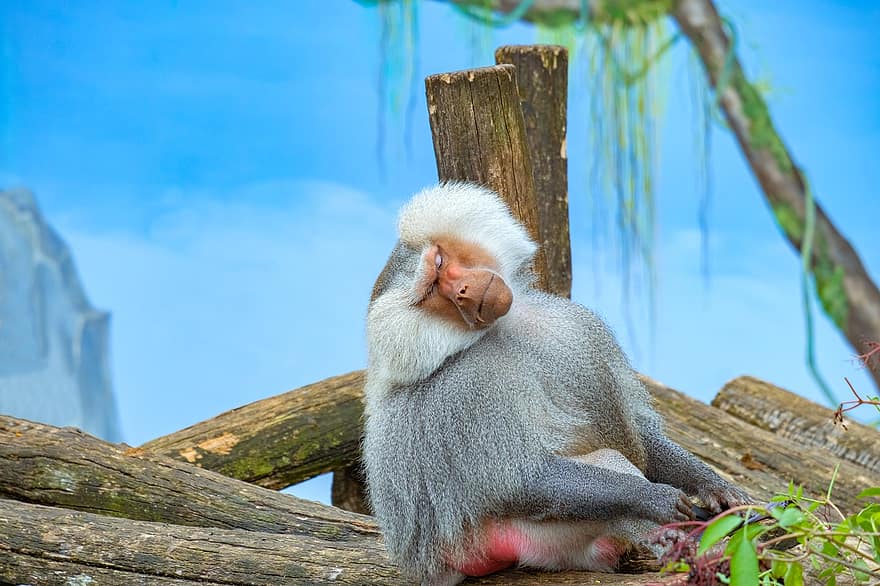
[{"x1": 496, "y1": 45, "x2": 572, "y2": 298}]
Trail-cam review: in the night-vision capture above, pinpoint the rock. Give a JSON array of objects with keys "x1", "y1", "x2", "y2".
[{"x1": 0, "y1": 188, "x2": 121, "y2": 441}]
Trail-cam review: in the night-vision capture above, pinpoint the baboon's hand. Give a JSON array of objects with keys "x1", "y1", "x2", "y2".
[
  {"x1": 696, "y1": 481, "x2": 754, "y2": 514},
  {"x1": 640, "y1": 483, "x2": 696, "y2": 525}
]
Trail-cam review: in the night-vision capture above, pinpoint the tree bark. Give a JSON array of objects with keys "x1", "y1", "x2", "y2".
[
  {"x1": 712, "y1": 376, "x2": 880, "y2": 474},
  {"x1": 141, "y1": 370, "x2": 365, "y2": 490},
  {"x1": 670, "y1": 0, "x2": 880, "y2": 393},
  {"x1": 331, "y1": 460, "x2": 371, "y2": 514},
  {"x1": 0, "y1": 415, "x2": 378, "y2": 540},
  {"x1": 0, "y1": 498, "x2": 401, "y2": 586},
  {"x1": 496, "y1": 45, "x2": 572, "y2": 298},
  {"x1": 643, "y1": 375, "x2": 880, "y2": 513}
]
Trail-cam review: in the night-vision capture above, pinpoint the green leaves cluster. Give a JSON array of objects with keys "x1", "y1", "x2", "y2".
[{"x1": 691, "y1": 483, "x2": 880, "y2": 585}]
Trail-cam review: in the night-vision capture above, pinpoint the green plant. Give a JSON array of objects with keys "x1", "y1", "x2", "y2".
[{"x1": 654, "y1": 474, "x2": 880, "y2": 585}]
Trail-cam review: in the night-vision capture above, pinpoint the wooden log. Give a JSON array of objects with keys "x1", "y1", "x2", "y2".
[
  {"x1": 424, "y1": 63, "x2": 551, "y2": 291},
  {"x1": 0, "y1": 498, "x2": 669, "y2": 586},
  {"x1": 141, "y1": 370, "x2": 364, "y2": 490},
  {"x1": 643, "y1": 376, "x2": 880, "y2": 513},
  {"x1": 712, "y1": 376, "x2": 880, "y2": 474},
  {"x1": 0, "y1": 415, "x2": 378, "y2": 540},
  {"x1": 141, "y1": 368, "x2": 880, "y2": 516},
  {"x1": 496, "y1": 45, "x2": 572, "y2": 298},
  {"x1": 11, "y1": 383, "x2": 875, "y2": 582},
  {"x1": 0, "y1": 498, "x2": 401, "y2": 586},
  {"x1": 0, "y1": 417, "x2": 667, "y2": 584}
]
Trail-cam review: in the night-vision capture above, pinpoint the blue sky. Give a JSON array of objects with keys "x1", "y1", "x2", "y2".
[{"x1": 2, "y1": 1, "x2": 878, "y2": 504}]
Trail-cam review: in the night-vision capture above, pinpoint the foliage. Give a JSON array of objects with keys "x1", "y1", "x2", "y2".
[{"x1": 656, "y1": 477, "x2": 880, "y2": 585}]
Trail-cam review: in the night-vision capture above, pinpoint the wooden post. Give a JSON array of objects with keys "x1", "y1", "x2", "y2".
[
  {"x1": 495, "y1": 45, "x2": 571, "y2": 298},
  {"x1": 425, "y1": 64, "x2": 552, "y2": 292},
  {"x1": 332, "y1": 60, "x2": 563, "y2": 514},
  {"x1": 331, "y1": 460, "x2": 370, "y2": 514}
]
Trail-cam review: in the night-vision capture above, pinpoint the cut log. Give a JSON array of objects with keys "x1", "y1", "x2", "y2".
[
  {"x1": 0, "y1": 415, "x2": 378, "y2": 540},
  {"x1": 141, "y1": 370, "x2": 364, "y2": 490},
  {"x1": 643, "y1": 376, "x2": 880, "y2": 513},
  {"x1": 0, "y1": 498, "x2": 400, "y2": 586},
  {"x1": 495, "y1": 45, "x2": 572, "y2": 298},
  {"x1": 0, "y1": 416, "x2": 668, "y2": 584},
  {"x1": 0, "y1": 498, "x2": 670, "y2": 585},
  {"x1": 8, "y1": 379, "x2": 877, "y2": 582},
  {"x1": 712, "y1": 376, "x2": 880, "y2": 474}
]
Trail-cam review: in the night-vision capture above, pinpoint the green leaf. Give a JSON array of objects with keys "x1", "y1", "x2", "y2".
[
  {"x1": 730, "y1": 527, "x2": 760, "y2": 586},
  {"x1": 776, "y1": 507, "x2": 805, "y2": 529},
  {"x1": 784, "y1": 561, "x2": 804, "y2": 586},
  {"x1": 821, "y1": 540, "x2": 840, "y2": 558},
  {"x1": 770, "y1": 560, "x2": 787, "y2": 578},
  {"x1": 771, "y1": 559, "x2": 806, "y2": 585},
  {"x1": 857, "y1": 487, "x2": 880, "y2": 499},
  {"x1": 725, "y1": 523, "x2": 766, "y2": 557},
  {"x1": 853, "y1": 558, "x2": 871, "y2": 582},
  {"x1": 699, "y1": 515, "x2": 743, "y2": 555}
]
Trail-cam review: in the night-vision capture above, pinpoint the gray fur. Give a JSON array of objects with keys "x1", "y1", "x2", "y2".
[{"x1": 363, "y1": 187, "x2": 750, "y2": 583}]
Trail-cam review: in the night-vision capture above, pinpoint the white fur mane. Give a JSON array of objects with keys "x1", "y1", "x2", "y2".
[
  {"x1": 365, "y1": 183, "x2": 537, "y2": 399},
  {"x1": 398, "y1": 183, "x2": 536, "y2": 281}
]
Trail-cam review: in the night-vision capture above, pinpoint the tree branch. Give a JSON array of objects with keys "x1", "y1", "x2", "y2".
[{"x1": 670, "y1": 0, "x2": 880, "y2": 392}]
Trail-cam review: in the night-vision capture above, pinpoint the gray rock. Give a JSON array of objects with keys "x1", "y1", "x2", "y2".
[{"x1": 0, "y1": 188, "x2": 121, "y2": 441}]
